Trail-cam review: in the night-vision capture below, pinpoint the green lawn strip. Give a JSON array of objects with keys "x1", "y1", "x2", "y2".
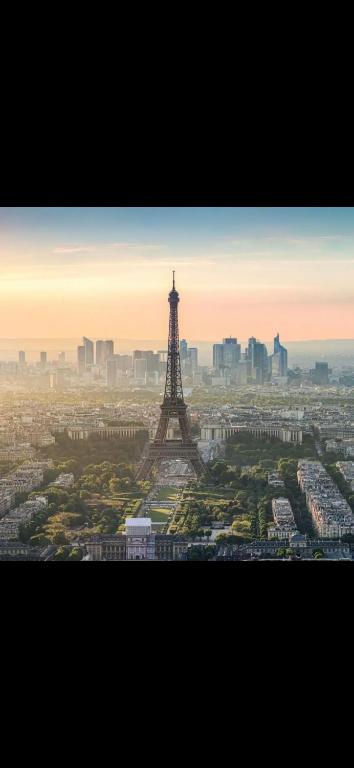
[
  {"x1": 149, "y1": 507, "x2": 172, "y2": 522},
  {"x1": 154, "y1": 487, "x2": 180, "y2": 502}
]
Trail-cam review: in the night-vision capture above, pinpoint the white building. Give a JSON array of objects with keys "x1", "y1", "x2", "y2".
[{"x1": 125, "y1": 517, "x2": 155, "y2": 560}]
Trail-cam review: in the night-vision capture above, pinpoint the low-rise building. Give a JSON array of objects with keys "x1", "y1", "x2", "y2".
[
  {"x1": 268, "y1": 471, "x2": 285, "y2": 488},
  {"x1": 0, "y1": 541, "x2": 44, "y2": 560},
  {"x1": 201, "y1": 423, "x2": 302, "y2": 444}
]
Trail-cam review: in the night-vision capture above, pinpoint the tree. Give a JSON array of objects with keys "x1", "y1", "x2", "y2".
[
  {"x1": 276, "y1": 547, "x2": 286, "y2": 557},
  {"x1": 54, "y1": 546, "x2": 69, "y2": 560},
  {"x1": 69, "y1": 547, "x2": 83, "y2": 560},
  {"x1": 109, "y1": 478, "x2": 122, "y2": 493},
  {"x1": 188, "y1": 545, "x2": 214, "y2": 561}
]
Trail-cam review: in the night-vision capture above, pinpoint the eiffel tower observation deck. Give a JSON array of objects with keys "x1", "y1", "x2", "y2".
[{"x1": 136, "y1": 273, "x2": 206, "y2": 481}]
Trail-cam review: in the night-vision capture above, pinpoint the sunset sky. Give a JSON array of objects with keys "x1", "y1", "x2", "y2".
[{"x1": 1, "y1": 206, "x2": 354, "y2": 341}]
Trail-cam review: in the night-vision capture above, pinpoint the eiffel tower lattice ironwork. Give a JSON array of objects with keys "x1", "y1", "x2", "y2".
[{"x1": 136, "y1": 272, "x2": 206, "y2": 480}]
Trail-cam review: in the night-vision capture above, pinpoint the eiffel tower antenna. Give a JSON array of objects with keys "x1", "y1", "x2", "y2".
[{"x1": 136, "y1": 275, "x2": 206, "y2": 481}]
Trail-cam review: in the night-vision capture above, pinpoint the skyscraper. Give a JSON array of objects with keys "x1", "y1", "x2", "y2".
[
  {"x1": 222, "y1": 337, "x2": 241, "y2": 367},
  {"x1": 180, "y1": 339, "x2": 188, "y2": 361},
  {"x1": 77, "y1": 345, "x2": 85, "y2": 374},
  {"x1": 271, "y1": 333, "x2": 288, "y2": 378},
  {"x1": 96, "y1": 339, "x2": 114, "y2": 367},
  {"x1": 134, "y1": 357, "x2": 147, "y2": 382},
  {"x1": 247, "y1": 337, "x2": 269, "y2": 384},
  {"x1": 213, "y1": 337, "x2": 240, "y2": 371},
  {"x1": 58, "y1": 351, "x2": 65, "y2": 363},
  {"x1": 311, "y1": 362, "x2": 329, "y2": 385},
  {"x1": 40, "y1": 351, "x2": 47, "y2": 366},
  {"x1": 117, "y1": 354, "x2": 132, "y2": 372},
  {"x1": 96, "y1": 340, "x2": 105, "y2": 367},
  {"x1": 188, "y1": 347, "x2": 198, "y2": 370},
  {"x1": 132, "y1": 350, "x2": 159, "y2": 375},
  {"x1": 105, "y1": 340, "x2": 114, "y2": 359},
  {"x1": 213, "y1": 344, "x2": 224, "y2": 369},
  {"x1": 18, "y1": 351, "x2": 26, "y2": 365},
  {"x1": 83, "y1": 337, "x2": 94, "y2": 368}
]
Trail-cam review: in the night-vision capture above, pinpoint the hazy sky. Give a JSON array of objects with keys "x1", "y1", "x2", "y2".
[{"x1": 1, "y1": 206, "x2": 354, "y2": 341}]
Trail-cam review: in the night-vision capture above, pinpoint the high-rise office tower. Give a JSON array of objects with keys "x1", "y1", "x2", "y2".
[
  {"x1": 213, "y1": 344, "x2": 224, "y2": 369},
  {"x1": 133, "y1": 350, "x2": 159, "y2": 374},
  {"x1": 145, "y1": 351, "x2": 160, "y2": 373},
  {"x1": 213, "y1": 337, "x2": 240, "y2": 371},
  {"x1": 96, "y1": 339, "x2": 114, "y2": 367},
  {"x1": 311, "y1": 362, "x2": 329, "y2": 385},
  {"x1": 77, "y1": 345, "x2": 85, "y2": 374},
  {"x1": 117, "y1": 354, "x2": 133, "y2": 372},
  {"x1": 83, "y1": 337, "x2": 94, "y2": 368},
  {"x1": 40, "y1": 351, "x2": 47, "y2": 366},
  {"x1": 134, "y1": 357, "x2": 147, "y2": 382},
  {"x1": 58, "y1": 352, "x2": 65, "y2": 363},
  {"x1": 106, "y1": 353, "x2": 131, "y2": 386},
  {"x1": 222, "y1": 337, "x2": 241, "y2": 367},
  {"x1": 188, "y1": 347, "x2": 198, "y2": 370},
  {"x1": 96, "y1": 340, "x2": 105, "y2": 367},
  {"x1": 180, "y1": 339, "x2": 188, "y2": 361},
  {"x1": 271, "y1": 333, "x2": 288, "y2": 378},
  {"x1": 105, "y1": 340, "x2": 114, "y2": 359},
  {"x1": 19, "y1": 351, "x2": 26, "y2": 365},
  {"x1": 247, "y1": 337, "x2": 269, "y2": 384}
]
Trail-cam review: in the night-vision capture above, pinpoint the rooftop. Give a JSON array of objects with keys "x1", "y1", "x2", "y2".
[{"x1": 126, "y1": 517, "x2": 152, "y2": 527}]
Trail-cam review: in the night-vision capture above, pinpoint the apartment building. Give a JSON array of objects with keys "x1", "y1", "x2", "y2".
[
  {"x1": 0, "y1": 495, "x2": 48, "y2": 540},
  {"x1": 268, "y1": 497, "x2": 298, "y2": 540},
  {"x1": 297, "y1": 460, "x2": 354, "y2": 538}
]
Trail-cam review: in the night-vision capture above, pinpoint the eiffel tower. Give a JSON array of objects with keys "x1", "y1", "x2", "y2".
[{"x1": 136, "y1": 272, "x2": 206, "y2": 480}]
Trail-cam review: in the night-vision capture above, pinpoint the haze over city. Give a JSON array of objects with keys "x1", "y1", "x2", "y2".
[
  {"x1": 2, "y1": 206, "x2": 354, "y2": 565},
  {"x1": 1, "y1": 207, "x2": 354, "y2": 341}
]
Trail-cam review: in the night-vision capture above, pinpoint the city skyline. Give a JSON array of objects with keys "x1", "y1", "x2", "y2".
[{"x1": 1, "y1": 207, "x2": 354, "y2": 340}]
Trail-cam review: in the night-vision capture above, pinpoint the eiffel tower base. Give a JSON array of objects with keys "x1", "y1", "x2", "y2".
[{"x1": 136, "y1": 441, "x2": 206, "y2": 481}]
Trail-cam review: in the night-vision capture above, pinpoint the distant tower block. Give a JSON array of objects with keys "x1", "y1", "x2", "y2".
[{"x1": 136, "y1": 273, "x2": 206, "y2": 480}]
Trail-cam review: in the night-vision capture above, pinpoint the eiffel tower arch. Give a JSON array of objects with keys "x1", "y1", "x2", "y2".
[{"x1": 136, "y1": 273, "x2": 206, "y2": 481}]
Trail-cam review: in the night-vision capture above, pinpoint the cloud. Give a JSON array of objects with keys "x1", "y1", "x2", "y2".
[
  {"x1": 52, "y1": 242, "x2": 164, "y2": 254},
  {"x1": 52, "y1": 246, "x2": 97, "y2": 254},
  {"x1": 221, "y1": 234, "x2": 352, "y2": 247},
  {"x1": 110, "y1": 243, "x2": 164, "y2": 250}
]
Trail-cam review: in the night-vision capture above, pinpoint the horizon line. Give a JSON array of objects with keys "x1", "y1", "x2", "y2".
[{"x1": 1, "y1": 336, "x2": 354, "y2": 344}]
